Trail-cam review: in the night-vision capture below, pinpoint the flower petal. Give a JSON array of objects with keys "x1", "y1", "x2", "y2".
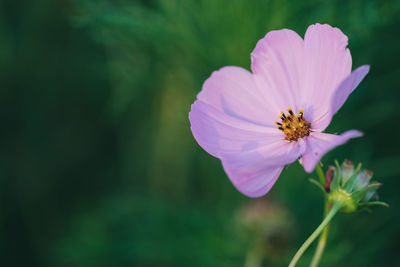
[
  {"x1": 301, "y1": 130, "x2": 363, "y2": 173},
  {"x1": 222, "y1": 164, "x2": 283, "y2": 198},
  {"x1": 220, "y1": 139, "x2": 305, "y2": 198},
  {"x1": 197, "y1": 66, "x2": 276, "y2": 126},
  {"x1": 250, "y1": 29, "x2": 304, "y2": 111},
  {"x1": 301, "y1": 23, "x2": 352, "y2": 124},
  {"x1": 189, "y1": 100, "x2": 280, "y2": 158},
  {"x1": 221, "y1": 139, "x2": 304, "y2": 172},
  {"x1": 190, "y1": 99, "x2": 305, "y2": 198},
  {"x1": 331, "y1": 65, "x2": 370, "y2": 115},
  {"x1": 311, "y1": 65, "x2": 370, "y2": 131}
]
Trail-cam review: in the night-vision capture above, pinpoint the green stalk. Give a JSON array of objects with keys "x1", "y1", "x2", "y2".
[
  {"x1": 288, "y1": 203, "x2": 341, "y2": 267},
  {"x1": 310, "y1": 201, "x2": 330, "y2": 267},
  {"x1": 309, "y1": 163, "x2": 331, "y2": 267},
  {"x1": 315, "y1": 164, "x2": 326, "y2": 186}
]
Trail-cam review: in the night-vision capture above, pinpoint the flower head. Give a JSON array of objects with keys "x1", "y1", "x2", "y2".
[
  {"x1": 189, "y1": 23, "x2": 370, "y2": 197},
  {"x1": 323, "y1": 160, "x2": 387, "y2": 213}
]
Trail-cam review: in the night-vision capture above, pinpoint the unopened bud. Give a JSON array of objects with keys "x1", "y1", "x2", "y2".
[
  {"x1": 341, "y1": 159, "x2": 355, "y2": 184},
  {"x1": 354, "y1": 170, "x2": 373, "y2": 191},
  {"x1": 320, "y1": 160, "x2": 388, "y2": 213}
]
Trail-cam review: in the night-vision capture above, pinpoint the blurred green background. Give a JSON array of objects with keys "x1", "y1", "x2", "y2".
[{"x1": 1, "y1": 0, "x2": 400, "y2": 266}]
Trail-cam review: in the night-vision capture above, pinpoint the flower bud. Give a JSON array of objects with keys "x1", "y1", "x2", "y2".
[
  {"x1": 353, "y1": 170, "x2": 373, "y2": 191},
  {"x1": 341, "y1": 159, "x2": 355, "y2": 184},
  {"x1": 311, "y1": 160, "x2": 388, "y2": 213}
]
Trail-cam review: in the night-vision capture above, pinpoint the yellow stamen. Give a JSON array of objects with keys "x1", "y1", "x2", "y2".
[{"x1": 276, "y1": 108, "x2": 311, "y2": 142}]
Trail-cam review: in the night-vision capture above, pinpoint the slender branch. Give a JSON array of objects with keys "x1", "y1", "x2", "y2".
[
  {"x1": 315, "y1": 164, "x2": 326, "y2": 186},
  {"x1": 288, "y1": 204, "x2": 342, "y2": 267},
  {"x1": 244, "y1": 240, "x2": 263, "y2": 267},
  {"x1": 310, "y1": 201, "x2": 331, "y2": 267}
]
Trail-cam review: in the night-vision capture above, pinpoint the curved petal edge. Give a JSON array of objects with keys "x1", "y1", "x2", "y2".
[
  {"x1": 300, "y1": 130, "x2": 363, "y2": 173},
  {"x1": 222, "y1": 162, "x2": 284, "y2": 198}
]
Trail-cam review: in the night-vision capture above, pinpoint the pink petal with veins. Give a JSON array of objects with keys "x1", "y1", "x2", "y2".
[
  {"x1": 301, "y1": 23, "x2": 353, "y2": 127},
  {"x1": 189, "y1": 101, "x2": 280, "y2": 158},
  {"x1": 251, "y1": 29, "x2": 304, "y2": 112},
  {"x1": 198, "y1": 66, "x2": 275, "y2": 126},
  {"x1": 301, "y1": 130, "x2": 363, "y2": 173},
  {"x1": 222, "y1": 164, "x2": 284, "y2": 198},
  {"x1": 312, "y1": 65, "x2": 370, "y2": 131}
]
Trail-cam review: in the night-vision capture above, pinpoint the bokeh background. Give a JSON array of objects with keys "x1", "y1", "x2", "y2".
[{"x1": 1, "y1": 0, "x2": 400, "y2": 266}]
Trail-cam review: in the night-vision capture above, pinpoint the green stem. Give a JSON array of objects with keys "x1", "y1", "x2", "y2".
[
  {"x1": 244, "y1": 249, "x2": 262, "y2": 267},
  {"x1": 288, "y1": 203, "x2": 341, "y2": 267},
  {"x1": 310, "y1": 201, "x2": 331, "y2": 267},
  {"x1": 244, "y1": 239, "x2": 263, "y2": 267},
  {"x1": 315, "y1": 164, "x2": 326, "y2": 186}
]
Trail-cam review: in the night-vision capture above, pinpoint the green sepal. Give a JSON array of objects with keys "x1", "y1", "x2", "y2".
[
  {"x1": 344, "y1": 163, "x2": 362, "y2": 192},
  {"x1": 334, "y1": 160, "x2": 342, "y2": 186},
  {"x1": 330, "y1": 166, "x2": 340, "y2": 191},
  {"x1": 358, "y1": 201, "x2": 389, "y2": 208},
  {"x1": 351, "y1": 183, "x2": 382, "y2": 202}
]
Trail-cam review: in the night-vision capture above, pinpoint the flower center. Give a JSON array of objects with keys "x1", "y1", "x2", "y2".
[{"x1": 275, "y1": 108, "x2": 311, "y2": 142}]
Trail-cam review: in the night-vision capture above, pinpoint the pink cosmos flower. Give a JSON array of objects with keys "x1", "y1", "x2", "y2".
[{"x1": 189, "y1": 23, "x2": 369, "y2": 197}]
